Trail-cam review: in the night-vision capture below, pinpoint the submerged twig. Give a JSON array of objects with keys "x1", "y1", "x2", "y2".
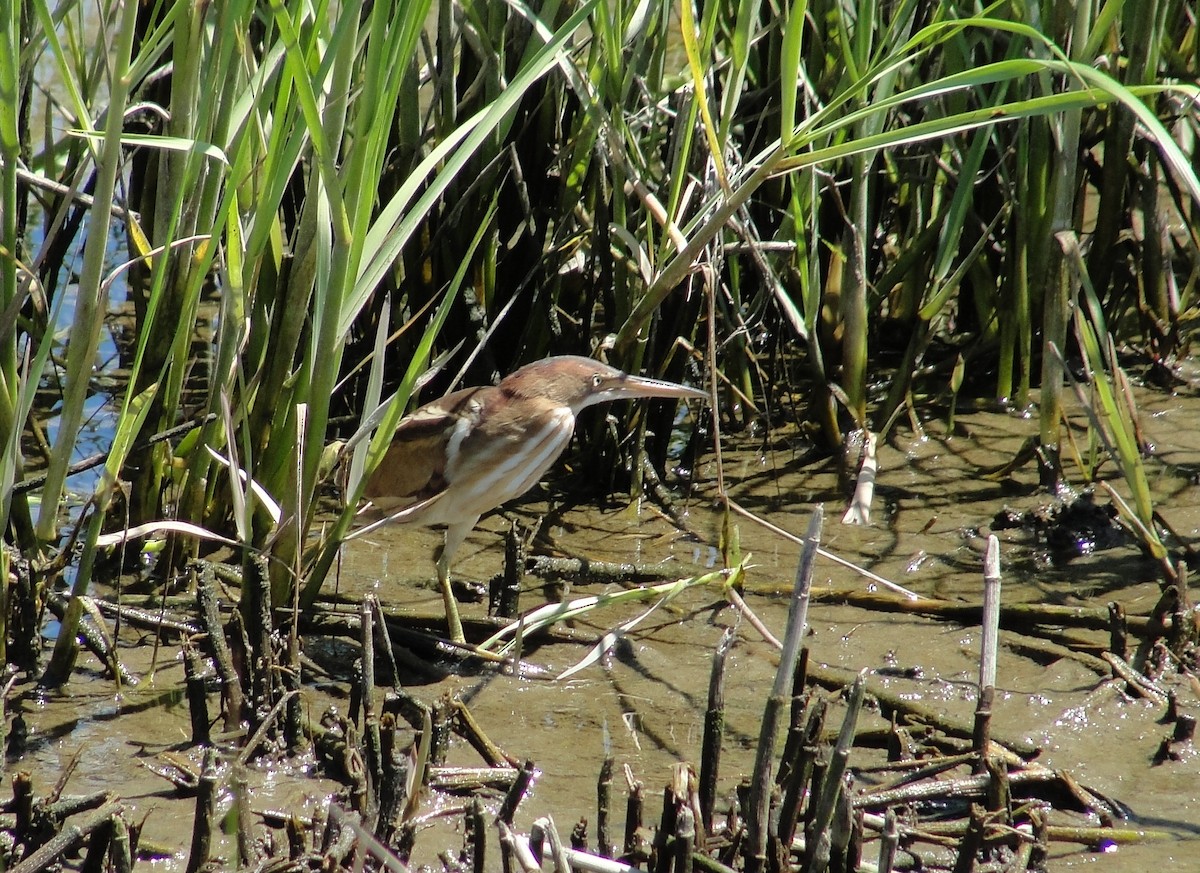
[
  {"x1": 1001, "y1": 630, "x2": 1110, "y2": 676},
  {"x1": 452, "y1": 698, "x2": 516, "y2": 768},
  {"x1": 1102, "y1": 652, "x2": 1169, "y2": 706},
  {"x1": 806, "y1": 664, "x2": 1040, "y2": 758},
  {"x1": 724, "y1": 587, "x2": 781, "y2": 648},
  {"x1": 807, "y1": 587, "x2": 1149, "y2": 634},
  {"x1": 728, "y1": 499, "x2": 917, "y2": 599},
  {"x1": 92, "y1": 596, "x2": 199, "y2": 636},
  {"x1": 525, "y1": 555, "x2": 681, "y2": 583}
]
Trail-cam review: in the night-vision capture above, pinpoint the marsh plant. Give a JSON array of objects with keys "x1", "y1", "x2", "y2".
[{"x1": 2, "y1": 0, "x2": 1198, "y2": 679}]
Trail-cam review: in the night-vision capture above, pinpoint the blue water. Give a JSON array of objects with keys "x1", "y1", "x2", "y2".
[{"x1": 30, "y1": 214, "x2": 129, "y2": 499}]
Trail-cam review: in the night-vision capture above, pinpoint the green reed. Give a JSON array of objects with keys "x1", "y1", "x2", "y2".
[
  {"x1": 1059, "y1": 231, "x2": 1166, "y2": 562},
  {"x1": 0, "y1": 0, "x2": 26, "y2": 568}
]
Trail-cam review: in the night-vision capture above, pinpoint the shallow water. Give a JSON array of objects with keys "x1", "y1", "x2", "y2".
[{"x1": 8, "y1": 394, "x2": 1200, "y2": 870}]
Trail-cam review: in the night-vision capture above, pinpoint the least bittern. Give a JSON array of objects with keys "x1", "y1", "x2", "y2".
[{"x1": 357, "y1": 355, "x2": 706, "y2": 643}]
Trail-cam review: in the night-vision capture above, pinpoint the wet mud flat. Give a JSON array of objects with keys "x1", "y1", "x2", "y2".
[{"x1": 4, "y1": 400, "x2": 1199, "y2": 871}]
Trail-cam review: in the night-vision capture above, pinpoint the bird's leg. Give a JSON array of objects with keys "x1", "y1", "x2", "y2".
[
  {"x1": 434, "y1": 558, "x2": 465, "y2": 644},
  {"x1": 435, "y1": 520, "x2": 477, "y2": 644}
]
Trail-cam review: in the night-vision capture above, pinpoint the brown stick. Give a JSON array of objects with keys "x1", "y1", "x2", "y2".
[
  {"x1": 375, "y1": 714, "x2": 405, "y2": 840},
  {"x1": 10, "y1": 802, "x2": 124, "y2": 873},
  {"x1": 360, "y1": 597, "x2": 382, "y2": 827},
  {"x1": 232, "y1": 764, "x2": 257, "y2": 867},
  {"x1": 597, "y1": 753, "x2": 614, "y2": 858},
  {"x1": 78, "y1": 809, "x2": 114, "y2": 873},
  {"x1": 43, "y1": 592, "x2": 138, "y2": 686},
  {"x1": 498, "y1": 759, "x2": 537, "y2": 826},
  {"x1": 468, "y1": 797, "x2": 486, "y2": 873},
  {"x1": 184, "y1": 747, "x2": 218, "y2": 873},
  {"x1": 196, "y1": 567, "x2": 245, "y2": 731},
  {"x1": 877, "y1": 809, "x2": 899, "y2": 873},
  {"x1": 623, "y1": 768, "x2": 645, "y2": 858},
  {"x1": 492, "y1": 520, "x2": 525, "y2": 618},
  {"x1": 368, "y1": 594, "x2": 404, "y2": 691},
  {"x1": 699, "y1": 627, "x2": 733, "y2": 835},
  {"x1": 950, "y1": 803, "x2": 985, "y2": 873},
  {"x1": 526, "y1": 555, "x2": 681, "y2": 584},
  {"x1": 1102, "y1": 652, "x2": 1169, "y2": 705},
  {"x1": 805, "y1": 588, "x2": 1150, "y2": 634},
  {"x1": 452, "y1": 698, "x2": 517, "y2": 767},
  {"x1": 806, "y1": 664, "x2": 1041, "y2": 758},
  {"x1": 746, "y1": 508, "x2": 822, "y2": 873},
  {"x1": 182, "y1": 640, "x2": 212, "y2": 746},
  {"x1": 1107, "y1": 601, "x2": 1128, "y2": 659},
  {"x1": 110, "y1": 814, "x2": 133, "y2": 873}
]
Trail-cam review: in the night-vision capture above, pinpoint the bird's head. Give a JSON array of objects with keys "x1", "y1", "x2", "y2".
[{"x1": 503, "y1": 355, "x2": 707, "y2": 414}]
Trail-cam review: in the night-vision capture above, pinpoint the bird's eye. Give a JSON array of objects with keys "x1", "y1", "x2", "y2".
[{"x1": 591, "y1": 373, "x2": 603, "y2": 388}]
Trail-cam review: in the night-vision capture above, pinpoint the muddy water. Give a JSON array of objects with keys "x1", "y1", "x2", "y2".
[{"x1": 9, "y1": 397, "x2": 1200, "y2": 870}]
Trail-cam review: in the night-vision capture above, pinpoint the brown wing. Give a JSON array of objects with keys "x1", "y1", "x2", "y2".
[
  {"x1": 439, "y1": 392, "x2": 576, "y2": 514},
  {"x1": 362, "y1": 386, "x2": 488, "y2": 513}
]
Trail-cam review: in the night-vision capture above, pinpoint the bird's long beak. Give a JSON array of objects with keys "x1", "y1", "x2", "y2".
[{"x1": 607, "y1": 374, "x2": 709, "y2": 403}]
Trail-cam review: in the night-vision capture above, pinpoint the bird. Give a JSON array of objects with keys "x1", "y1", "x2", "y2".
[{"x1": 355, "y1": 355, "x2": 707, "y2": 643}]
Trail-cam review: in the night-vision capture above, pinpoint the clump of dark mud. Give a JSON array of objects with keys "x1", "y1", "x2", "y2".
[{"x1": 991, "y1": 488, "x2": 1128, "y2": 566}]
